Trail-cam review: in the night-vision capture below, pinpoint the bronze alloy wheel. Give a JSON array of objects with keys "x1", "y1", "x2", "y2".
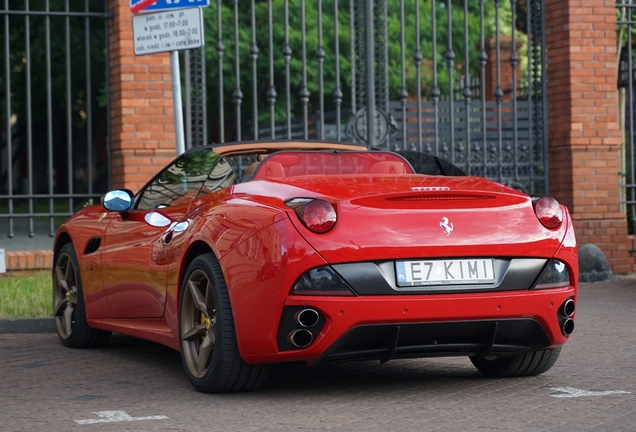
[
  {"x1": 181, "y1": 268, "x2": 217, "y2": 379},
  {"x1": 53, "y1": 249, "x2": 78, "y2": 340},
  {"x1": 178, "y1": 254, "x2": 271, "y2": 393},
  {"x1": 52, "y1": 243, "x2": 111, "y2": 348}
]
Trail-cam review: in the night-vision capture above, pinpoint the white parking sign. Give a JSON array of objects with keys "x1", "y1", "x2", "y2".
[{"x1": 133, "y1": 8, "x2": 203, "y2": 56}]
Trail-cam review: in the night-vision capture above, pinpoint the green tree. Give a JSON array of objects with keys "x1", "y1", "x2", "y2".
[{"x1": 202, "y1": 0, "x2": 515, "y2": 139}]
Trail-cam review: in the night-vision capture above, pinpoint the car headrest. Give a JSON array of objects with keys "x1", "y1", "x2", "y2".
[
  {"x1": 369, "y1": 161, "x2": 407, "y2": 174},
  {"x1": 258, "y1": 161, "x2": 285, "y2": 179}
]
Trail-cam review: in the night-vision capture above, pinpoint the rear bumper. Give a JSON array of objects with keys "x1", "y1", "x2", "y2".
[
  {"x1": 241, "y1": 286, "x2": 576, "y2": 365},
  {"x1": 314, "y1": 319, "x2": 550, "y2": 365}
]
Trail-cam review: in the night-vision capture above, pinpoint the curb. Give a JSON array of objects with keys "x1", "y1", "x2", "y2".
[
  {"x1": 0, "y1": 318, "x2": 56, "y2": 334},
  {"x1": 2, "y1": 250, "x2": 53, "y2": 271}
]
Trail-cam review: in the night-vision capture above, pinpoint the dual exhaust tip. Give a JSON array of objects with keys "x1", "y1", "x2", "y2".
[
  {"x1": 560, "y1": 298, "x2": 575, "y2": 336},
  {"x1": 288, "y1": 308, "x2": 320, "y2": 348}
]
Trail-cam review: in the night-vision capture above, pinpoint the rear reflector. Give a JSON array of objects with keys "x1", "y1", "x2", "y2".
[
  {"x1": 534, "y1": 260, "x2": 570, "y2": 289},
  {"x1": 291, "y1": 266, "x2": 355, "y2": 296}
]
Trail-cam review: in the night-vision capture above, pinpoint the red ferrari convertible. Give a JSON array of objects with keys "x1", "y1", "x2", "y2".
[{"x1": 53, "y1": 141, "x2": 577, "y2": 393}]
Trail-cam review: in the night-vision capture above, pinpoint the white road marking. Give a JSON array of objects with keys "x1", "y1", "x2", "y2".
[
  {"x1": 75, "y1": 410, "x2": 169, "y2": 425},
  {"x1": 550, "y1": 386, "x2": 631, "y2": 398}
]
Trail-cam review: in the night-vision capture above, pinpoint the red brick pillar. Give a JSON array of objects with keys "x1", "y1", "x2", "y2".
[
  {"x1": 108, "y1": 0, "x2": 177, "y2": 192},
  {"x1": 545, "y1": 0, "x2": 633, "y2": 273}
]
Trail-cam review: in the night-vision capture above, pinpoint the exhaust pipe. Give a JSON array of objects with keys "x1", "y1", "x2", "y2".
[
  {"x1": 561, "y1": 298, "x2": 575, "y2": 317},
  {"x1": 288, "y1": 329, "x2": 313, "y2": 348},
  {"x1": 561, "y1": 318, "x2": 575, "y2": 336},
  {"x1": 294, "y1": 308, "x2": 320, "y2": 328}
]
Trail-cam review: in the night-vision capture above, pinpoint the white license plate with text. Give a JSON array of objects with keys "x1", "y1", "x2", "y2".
[{"x1": 396, "y1": 259, "x2": 495, "y2": 286}]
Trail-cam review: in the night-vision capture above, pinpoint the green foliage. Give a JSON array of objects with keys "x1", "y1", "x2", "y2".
[
  {"x1": 0, "y1": 271, "x2": 52, "y2": 318},
  {"x1": 202, "y1": 0, "x2": 501, "y2": 132},
  {"x1": 159, "y1": 150, "x2": 220, "y2": 184}
]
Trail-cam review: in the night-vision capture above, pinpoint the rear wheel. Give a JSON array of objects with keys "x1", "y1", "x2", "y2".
[
  {"x1": 53, "y1": 243, "x2": 111, "y2": 348},
  {"x1": 179, "y1": 254, "x2": 271, "y2": 393},
  {"x1": 470, "y1": 347, "x2": 562, "y2": 378}
]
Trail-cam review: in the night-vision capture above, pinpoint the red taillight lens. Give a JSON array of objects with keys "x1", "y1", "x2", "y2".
[
  {"x1": 286, "y1": 198, "x2": 337, "y2": 234},
  {"x1": 533, "y1": 196, "x2": 563, "y2": 229}
]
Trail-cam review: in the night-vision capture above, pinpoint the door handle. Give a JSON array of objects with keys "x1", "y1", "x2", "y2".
[{"x1": 163, "y1": 221, "x2": 189, "y2": 245}]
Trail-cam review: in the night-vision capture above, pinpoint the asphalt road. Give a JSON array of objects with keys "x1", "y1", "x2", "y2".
[{"x1": 1, "y1": 279, "x2": 635, "y2": 431}]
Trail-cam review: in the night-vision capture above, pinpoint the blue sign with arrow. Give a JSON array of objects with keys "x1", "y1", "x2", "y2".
[{"x1": 131, "y1": 0, "x2": 209, "y2": 14}]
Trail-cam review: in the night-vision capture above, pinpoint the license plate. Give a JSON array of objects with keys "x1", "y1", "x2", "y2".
[{"x1": 396, "y1": 259, "x2": 495, "y2": 287}]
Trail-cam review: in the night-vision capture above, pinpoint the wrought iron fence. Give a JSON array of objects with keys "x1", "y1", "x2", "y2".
[
  {"x1": 201, "y1": 0, "x2": 548, "y2": 195},
  {"x1": 618, "y1": 0, "x2": 636, "y2": 231},
  {"x1": 0, "y1": 0, "x2": 110, "y2": 243},
  {"x1": 1, "y1": 0, "x2": 549, "y2": 241}
]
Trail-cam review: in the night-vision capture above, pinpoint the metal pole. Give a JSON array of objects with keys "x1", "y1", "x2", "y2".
[
  {"x1": 105, "y1": 0, "x2": 112, "y2": 190},
  {"x1": 185, "y1": 50, "x2": 192, "y2": 150},
  {"x1": 171, "y1": 51, "x2": 186, "y2": 155},
  {"x1": 364, "y1": 0, "x2": 375, "y2": 147},
  {"x1": 4, "y1": 0, "x2": 13, "y2": 238}
]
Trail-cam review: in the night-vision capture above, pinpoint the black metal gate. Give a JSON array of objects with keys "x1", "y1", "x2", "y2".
[
  {"x1": 197, "y1": 0, "x2": 548, "y2": 195},
  {"x1": 1, "y1": 0, "x2": 548, "y2": 242},
  {"x1": 618, "y1": 0, "x2": 636, "y2": 231},
  {"x1": 0, "y1": 0, "x2": 110, "y2": 243}
]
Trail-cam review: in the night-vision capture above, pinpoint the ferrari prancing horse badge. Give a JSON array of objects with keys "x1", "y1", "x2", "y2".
[{"x1": 440, "y1": 217, "x2": 453, "y2": 236}]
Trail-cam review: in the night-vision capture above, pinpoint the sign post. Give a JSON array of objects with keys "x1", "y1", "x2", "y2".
[
  {"x1": 131, "y1": 2, "x2": 206, "y2": 155},
  {"x1": 170, "y1": 51, "x2": 186, "y2": 155}
]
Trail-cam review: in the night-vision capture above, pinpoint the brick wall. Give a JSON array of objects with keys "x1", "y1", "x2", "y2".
[
  {"x1": 109, "y1": 0, "x2": 177, "y2": 192},
  {"x1": 545, "y1": 0, "x2": 634, "y2": 273},
  {"x1": 4, "y1": 251, "x2": 53, "y2": 271}
]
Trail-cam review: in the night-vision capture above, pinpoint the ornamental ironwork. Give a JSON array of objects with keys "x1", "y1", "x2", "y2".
[{"x1": 190, "y1": 0, "x2": 549, "y2": 195}]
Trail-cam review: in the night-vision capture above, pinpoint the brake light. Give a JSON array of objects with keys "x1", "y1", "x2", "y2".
[
  {"x1": 533, "y1": 196, "x2": 563, "y2": 229},
  {"x1": 286, "y1": 198, "x2": 337, "y2": 234}
]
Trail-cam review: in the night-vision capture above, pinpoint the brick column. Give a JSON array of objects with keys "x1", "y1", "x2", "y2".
[
  {"x1": 545, "y1": 0, "x2": 634, "y2": 273},
  {"x1": 108, "y1": 0, "x2": 177, "y2": 192},
  {"x1": 484, "y1": 36, "x2": 522, "y2": 101}
]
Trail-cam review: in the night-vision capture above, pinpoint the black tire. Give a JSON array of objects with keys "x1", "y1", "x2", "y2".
[
  {"x1": 179, "y1": 254, "x2": 271, "y2": 393},
  {"x1": 53, "y1": 243, "x2": 111, "y2": 348},
  {"x1": 470, "y1": 347, "x2": 562, "y2": 378}
]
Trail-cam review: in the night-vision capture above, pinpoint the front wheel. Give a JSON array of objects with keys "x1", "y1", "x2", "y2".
[
  {"x1": 53, "y1": 243, "x2": 111, "y2": 348},
  {"x1": 470, "y1": 347, "x2": 562, "y2": 378},
  {"x1": 179, "y1": 254, "x2": 271, "y2": 393}
]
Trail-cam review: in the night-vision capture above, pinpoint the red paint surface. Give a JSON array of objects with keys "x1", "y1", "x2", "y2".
[{"x1": 54, "y1": 147, "x2": 579, "y2": 363}]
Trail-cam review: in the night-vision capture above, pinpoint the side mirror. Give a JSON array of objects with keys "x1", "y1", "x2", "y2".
[{"x1": 102, "y1": 189, "x2": 134, "y2": 212}]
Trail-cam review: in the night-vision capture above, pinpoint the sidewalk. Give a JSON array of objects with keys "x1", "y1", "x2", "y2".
[{"x1": 1, "y1": 277, "x2": 635, "y2": 431}]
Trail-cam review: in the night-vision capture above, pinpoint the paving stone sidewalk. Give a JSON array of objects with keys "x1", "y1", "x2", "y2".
[{"x1": 0, "y1": 279, "x2": 635, "y2": 431}]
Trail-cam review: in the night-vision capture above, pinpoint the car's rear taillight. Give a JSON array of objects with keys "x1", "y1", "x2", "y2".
[
  {"x1": 532, "y1": 196, "x2": 563, "y2": 229},
  {"x1": 285, "y1": 198, "x2": 337, "y2": 234}
]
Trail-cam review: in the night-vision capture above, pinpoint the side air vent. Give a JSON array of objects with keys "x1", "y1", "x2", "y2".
[
  {"x1": 387, "y1": 194, "x2": 496, "y2": 202},
  {"x1": 84, "y1": 237, "x2": 102, "y2": 255}
]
